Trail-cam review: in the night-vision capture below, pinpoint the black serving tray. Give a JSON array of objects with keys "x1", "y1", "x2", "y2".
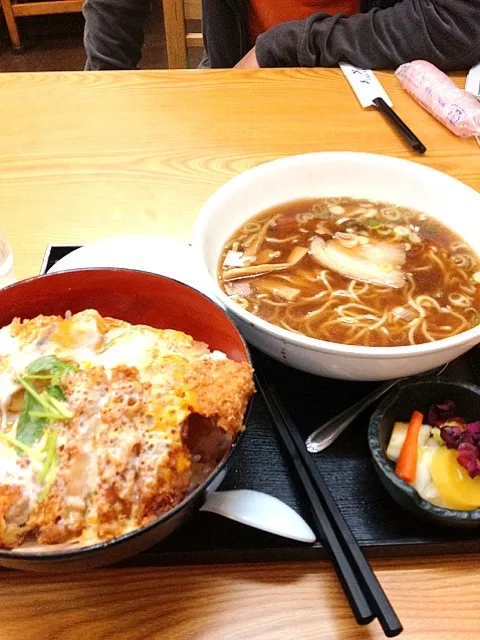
[{"x1": 40, "y1": 246, "x2": 480, "y2": 566}]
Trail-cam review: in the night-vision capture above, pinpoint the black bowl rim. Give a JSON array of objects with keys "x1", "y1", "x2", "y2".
[
  {"x1": 0, "y1": 266, "x2": 253, "y2": 560},
  {"x1": 368, "y1": 377, "x2": 480, "y2": 523}
]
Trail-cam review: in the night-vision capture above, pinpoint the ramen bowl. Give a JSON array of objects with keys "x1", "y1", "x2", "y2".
[
  {"x1": 192, "y1": 152, "x2": 480, "y2": 381},
  {"x1": 0, "y1": 268, "x2": 251, "y2": 571}
]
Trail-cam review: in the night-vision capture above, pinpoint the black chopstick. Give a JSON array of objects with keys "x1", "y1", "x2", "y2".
[
  {"x1": 254, "y1": 371, "x2": 374, "y2": 626},
  {"x1": 373, "y1": 97, "x2": 427, "y2": 155},
  {"x1": 254, "y1": 366, "x2": 403, "y2": 638}
]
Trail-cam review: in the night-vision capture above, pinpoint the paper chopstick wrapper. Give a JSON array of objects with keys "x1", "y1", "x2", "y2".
[
  {"x1": 395, "y1": 60, "x2": 480, "y2": 139},
  {"x1": 339, "y1": 63, "x2": 393, "y2": 107}
]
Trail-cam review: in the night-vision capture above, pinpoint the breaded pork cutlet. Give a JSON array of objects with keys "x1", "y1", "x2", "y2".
[{"x1": 0, "y1": 310, "x2": 254, "y2": 549}]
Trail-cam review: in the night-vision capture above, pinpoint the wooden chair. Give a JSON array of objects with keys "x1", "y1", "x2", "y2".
[
  {"x1": 162, "y1": 0, "x2": 203, "y2": 69},
  {"x1": 1, "y1": 0, "x2": 84, "y2": 50}
]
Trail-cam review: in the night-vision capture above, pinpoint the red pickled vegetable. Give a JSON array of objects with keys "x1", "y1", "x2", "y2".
[
  {"x1": 427, "y1": 400, "x2": 457, "y2": 426},
  {"x1": 465, "y1": 422, "x2": 480, "y2": 444},
  {"x1": 441, "y1": 426, "x2": 463, "y2": 449},
  {"x1": 395, "y1": 410, "x2": 424, "y2": 484},
  {"x1": 441, "y1": 425, "x2": 480, "y2": 478},
  {"x1": 432, "y1": 404, "x2": 480, "y2": 478}
]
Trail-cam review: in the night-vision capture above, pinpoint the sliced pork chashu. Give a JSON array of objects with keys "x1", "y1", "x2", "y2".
[{"x1": 310, "y1": 236, "x2": 406, "y2": 288}]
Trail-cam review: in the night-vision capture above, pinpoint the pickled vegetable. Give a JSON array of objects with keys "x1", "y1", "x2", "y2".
[{"x1": 430, "y1": 447, "x2": 480, "y2": 510}]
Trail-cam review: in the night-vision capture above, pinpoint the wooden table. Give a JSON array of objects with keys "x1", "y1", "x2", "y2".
[{"x1": 1, "y1": 68, "x2": 479, "y2": 639}]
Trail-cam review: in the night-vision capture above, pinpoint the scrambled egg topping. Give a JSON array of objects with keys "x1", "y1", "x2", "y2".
[{"x1": 0, "y1": 310, "x2": 254, "y2": 549}]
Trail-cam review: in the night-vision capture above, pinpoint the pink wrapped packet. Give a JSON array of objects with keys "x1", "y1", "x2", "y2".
[{"x1": 395, "y1": 60, "x2": 480, "y2": 138}]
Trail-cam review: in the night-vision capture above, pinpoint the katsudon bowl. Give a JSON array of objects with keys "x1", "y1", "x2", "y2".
[
  {"x1": 193, "y1": 152, "x2": 480, "y2": 381},
  {"x1": 0, "y1": 268, "x2": 253, "y2": 571}
]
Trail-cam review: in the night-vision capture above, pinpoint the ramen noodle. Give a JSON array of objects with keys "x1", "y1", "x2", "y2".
[{"x1": 219, "y1": 198, "x2": 480, "y2": 347}]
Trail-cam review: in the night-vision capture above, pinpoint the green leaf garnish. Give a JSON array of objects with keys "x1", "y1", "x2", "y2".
[
  {"x1": 4, "y1": 356, "x2": 72, "y2": 499},
  {"x1": 0, "y1": 430, "x2": 59, "y2": 502},
  {"x1": 16, "y1": 376, "x2": 72, "y2": 421},
  {"x1": 37, "y1": 430, "x2": 58, "y2": 502},
  {"x1": 15, "y1": 389, "x2": 48, "y2": 448},
  {"x1": 38, "y1": 463, "x2": 57, "y2": 503},
  {"x1": 15, "y1": 356, "x2": 75, "y2": 448},
  {"x1": 25, "y1": 355, "x2": 77, "y2": 387},
  {"x1": 25, "y1": 355, "x2": 77, "y2": 376},
  {"x1": 0, "y1": 433, "x2": 42, "y2": 460},
  {"x1": 46, "y1": 384, "x2": 66, "y2": 402}
]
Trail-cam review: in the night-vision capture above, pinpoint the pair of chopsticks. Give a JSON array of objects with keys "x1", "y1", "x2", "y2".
[{"x1": 254, "y1": 365, "x2": 403, "y2": 637}]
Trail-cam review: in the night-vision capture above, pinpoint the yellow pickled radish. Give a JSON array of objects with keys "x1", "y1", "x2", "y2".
[{"x1": 430, "y1": 447, "x2": 480, "y2": 510}]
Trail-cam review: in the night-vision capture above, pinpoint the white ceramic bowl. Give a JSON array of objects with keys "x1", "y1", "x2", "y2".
[{"x1": 192, "y1": 152, "x2": 480, "y2": 380}]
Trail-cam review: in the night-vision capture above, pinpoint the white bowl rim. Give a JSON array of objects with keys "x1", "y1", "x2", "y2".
[{"x1": 193, "y1": 151, "x2": 480, "y2": 359}]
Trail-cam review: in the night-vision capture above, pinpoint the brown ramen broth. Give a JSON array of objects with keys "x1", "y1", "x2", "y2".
[{"x1": 218, "y1": 198, "x2": 480, "y2": 347}]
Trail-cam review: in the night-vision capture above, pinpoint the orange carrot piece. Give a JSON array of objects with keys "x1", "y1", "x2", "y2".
[{"x1": 395, "y1": 410, "x2": 424, "y2": 484}]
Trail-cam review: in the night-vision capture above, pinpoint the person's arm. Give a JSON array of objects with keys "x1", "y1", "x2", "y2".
[
  {"x1": 255, "y1": 0, "x2": 480, "y2": 71},
  {"x1": 83, "y1": 0, "x2": 150, "y2": 70}
]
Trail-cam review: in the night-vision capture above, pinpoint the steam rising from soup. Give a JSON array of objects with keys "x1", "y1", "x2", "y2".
[{"x1": 218, "y1": 198, "x2": 480, "y2": 347}]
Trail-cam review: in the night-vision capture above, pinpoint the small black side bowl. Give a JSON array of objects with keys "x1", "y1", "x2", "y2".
[{"x1": 368, "y1": 377, "x2": 480, "y2": 528}]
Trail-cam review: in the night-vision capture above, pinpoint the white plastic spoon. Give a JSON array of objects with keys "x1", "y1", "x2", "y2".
[{"x1": 200, "y1": 489, "x2": 316, "y2": 543}]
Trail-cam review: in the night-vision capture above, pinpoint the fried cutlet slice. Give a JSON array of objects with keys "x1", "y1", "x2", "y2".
[
  {"x1": 96, "y1": 366, "x2": 153, "y2": 538},
  {"x1": 184, "y1": 359, "x2": 255, "y2": 436},
  {"x1": 0, "y1": 484, "x2": 31, "y2": 548},
  {"x1": 0, "y1": 344, "x2": 254, "y2": 548},
  {"x1": 34, "y1": 367, "x2": 109, "y2": 545}
]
